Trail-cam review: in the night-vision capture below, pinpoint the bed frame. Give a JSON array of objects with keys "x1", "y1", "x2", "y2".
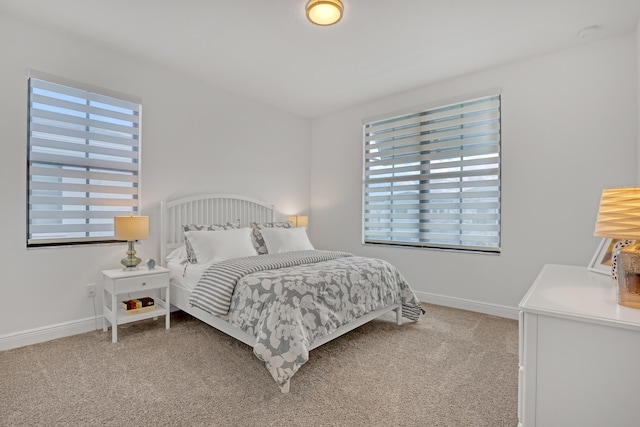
[{"x1": 160, "y1": 193, "x2": 402, "y2": 393}]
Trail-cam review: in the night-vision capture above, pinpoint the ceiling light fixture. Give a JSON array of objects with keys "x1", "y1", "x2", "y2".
[{"x1": 306, "y1": 0, "x2": 343, "y2": 26}]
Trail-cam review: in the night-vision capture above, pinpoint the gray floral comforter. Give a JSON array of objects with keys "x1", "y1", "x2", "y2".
[{"x1": 199, "y1": 250, "x2": 422, "y2": 389}]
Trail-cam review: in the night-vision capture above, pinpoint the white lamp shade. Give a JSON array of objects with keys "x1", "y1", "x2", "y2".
[
  {"x1": 306, "y1": 0, "x2": 343, "y2": 26},
  {"x1": 594, "y1": 187, "x2": 640, "y2": 240},
  {"x1": 114, "y1": 216, "x2": 149, "y2": 241}
]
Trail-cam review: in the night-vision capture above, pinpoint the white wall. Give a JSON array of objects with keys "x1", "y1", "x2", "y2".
[
  {"x1": 0, "y1": 14, "x2": 311, "y2": 344},
  {"x1": 1, "y1": 15, "x2": 637, "y2": 349},
  {"x1": 309, "y1": 33, "x2": 638, "y2": 315}
]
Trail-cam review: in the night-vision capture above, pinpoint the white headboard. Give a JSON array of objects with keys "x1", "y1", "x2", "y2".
[{"x1": 160, "y1": 193, "x2": 274, "y2": 265}]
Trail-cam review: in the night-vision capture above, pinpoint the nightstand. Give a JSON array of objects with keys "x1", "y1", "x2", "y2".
[{"x1": 102, "y1": 266, "x2": 170, "y2": 343}]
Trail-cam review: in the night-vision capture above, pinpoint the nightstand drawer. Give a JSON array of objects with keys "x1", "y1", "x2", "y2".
[{"x1": 116, "y1": 273, "x2": 167, "y2": 293}]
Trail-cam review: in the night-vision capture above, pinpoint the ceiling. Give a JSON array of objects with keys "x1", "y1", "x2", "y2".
[{"x1": 2, "y1": 0, "x2": 639, "y2": 118}]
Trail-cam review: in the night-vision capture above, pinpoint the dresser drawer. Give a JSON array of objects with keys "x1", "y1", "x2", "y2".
[{"x1": 115, "y1": 273, "x2": 168, "y2": 293}]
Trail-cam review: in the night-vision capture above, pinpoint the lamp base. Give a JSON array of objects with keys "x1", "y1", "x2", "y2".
[
  {"x1": 616, "y1": 243, "x2": 640, "y2": 309},
  {"x1": 611, "y1": 239, "x2": 635, "y2": 285},
  {"x1": 120, "y1": 241, "x2": 142, "y2": 270}
]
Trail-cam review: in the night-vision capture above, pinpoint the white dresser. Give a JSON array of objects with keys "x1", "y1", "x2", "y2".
[{"x1": 518, "y1": 264, "x2": 640, "y2": 427}]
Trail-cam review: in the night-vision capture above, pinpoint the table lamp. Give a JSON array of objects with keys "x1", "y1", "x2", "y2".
[
  {"x1": 288, "y1": 215, "x2": 309, "y2": 228},
  {"x1": 594, "y1": 187, "x2": 640, "y2": 308},
  {"x1": 114, "y1": 215, "x2": 149, "y2": 270}
]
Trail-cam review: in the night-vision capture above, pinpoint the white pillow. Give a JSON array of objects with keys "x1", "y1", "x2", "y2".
[
  {"x1": 166, "y1": 245, "x2": 188, "y2": 264},
  {"x1": 260, "y1": 227, "x2": 314, "y2": 254},
  {"x1": 183, "y1": 228, "x2": 257, "y2": 264}
]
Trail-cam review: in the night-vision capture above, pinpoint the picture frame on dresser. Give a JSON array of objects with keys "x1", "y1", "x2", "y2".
[{"x1": 588, "y1": 238, "x2": 615, "y2": 275}]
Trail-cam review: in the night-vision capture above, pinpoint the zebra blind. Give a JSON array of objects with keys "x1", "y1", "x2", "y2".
[
  {"x1": 27, "y1": 72, "x2": 142, "y2": 246},
  {"x1": 363, "y1": 91, "x2": 501, "y2": 253}
]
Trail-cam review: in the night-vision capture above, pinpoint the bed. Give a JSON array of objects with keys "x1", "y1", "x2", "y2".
[{"x1": 160, "y1": 193, "x2": 423, "y2": 393}]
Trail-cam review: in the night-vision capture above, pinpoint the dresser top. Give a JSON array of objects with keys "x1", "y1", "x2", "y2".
[{"x1": 519, "y1": 264, "x2": 640, "y2": 330}]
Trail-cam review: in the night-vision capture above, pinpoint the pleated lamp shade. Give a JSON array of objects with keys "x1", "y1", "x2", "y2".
[{"x1": 594, "y1": 187, "x2": 640, "y2": 240}]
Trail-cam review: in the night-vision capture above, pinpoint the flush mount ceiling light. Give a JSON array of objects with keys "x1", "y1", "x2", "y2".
[{"x1": 306, "y1": 0, "x2": 343, "y2": 26}]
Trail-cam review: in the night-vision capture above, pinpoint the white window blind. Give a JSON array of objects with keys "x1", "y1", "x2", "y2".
[
  {"x1": 363, "y1": 91, "x2": 501, "y2": 253},
  {"x1": 27, "y1": 72, "x2": 142, "y2": 246}
]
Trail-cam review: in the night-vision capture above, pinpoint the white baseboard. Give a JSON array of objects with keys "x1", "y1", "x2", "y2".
[
  {"x1": 415, "y1": 291, "x2": 519, "y2": 320},
  {"x1": 0, "y1": 316, "x2": 102, "y2": 351},
  {"x1": 0, "y1": 294, "x2": 518, "y2": 352}
]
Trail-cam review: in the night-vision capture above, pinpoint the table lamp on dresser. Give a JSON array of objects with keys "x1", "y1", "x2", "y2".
[{"x1": 594, "y1": 187, "x2": 640, "y2": 309}]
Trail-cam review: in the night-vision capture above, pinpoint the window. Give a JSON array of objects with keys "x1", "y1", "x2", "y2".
[
  {"x1": 362, "y1": 90, "x2": 501, "y2": 253},
  {"x1": 27, "y1": 71, "x2": 142, "y2": 247}
]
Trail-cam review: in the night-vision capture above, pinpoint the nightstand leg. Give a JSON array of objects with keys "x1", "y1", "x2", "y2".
[
  {"x1": 165, "y1": 285, "x2": 170, "y2": 329},
  {"x1": 102, "y1": 289, "x2": 108, "y2": 332},
  {"x1": 111, "y1": 291, "x2": 118, "y2": 343}
]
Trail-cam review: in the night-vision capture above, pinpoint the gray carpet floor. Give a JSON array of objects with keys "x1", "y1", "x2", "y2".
[{"x1": 0, "y1": 303, "x2": 518, "y2": 426}]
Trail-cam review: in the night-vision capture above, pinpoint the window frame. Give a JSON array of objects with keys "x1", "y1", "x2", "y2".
[
  {"x1": 362, "y1": 89, "x2": 501, "y2": 253},
  {"x1": 26, "y1": 70, "x2": 143, "y2": 247}
]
